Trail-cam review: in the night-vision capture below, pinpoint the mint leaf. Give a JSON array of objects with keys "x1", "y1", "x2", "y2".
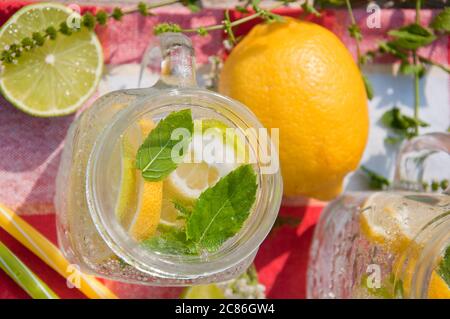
[
  {"x1": 172, "y1": 200, "x2": 192, "y2": 219},
  {"x1": 400, "y1": 61, "x2": 425, "y2": 78},
  {"x1": 388, "y1": 24, "x2": 436, "y2": 50},
  {"x1": 378, "y1": 41, "x2": 408, "y2": 60},
  {"x1": 186, "y1": 164, "x2": 257, "y2": 253},
  {"x1": 301, "y1": 3, "x2": 321, "y2": 17},
  {"x1": 142, "y1": 227, "x2": 195, "y2": 255},
  {"x1": 136, "y1": 109, "x2": 193, "y2": 181},
  {"x1": 380, "y1": 107, "x2": 429, "y2": 140},
  {"x1": 430, "y1": 8, "x2": 450, "y2": 33},
  {"x1": 360, "y1": 165, "x2": 390, "y2": 190},
  {"x1": 348, "y1": 23, "x2": 362, "y2": 41},
  {"x1": 437, "y1": 245, "x2": 450, "y2": 287}
]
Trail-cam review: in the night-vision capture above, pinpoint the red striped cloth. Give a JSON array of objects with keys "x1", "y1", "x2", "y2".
[{"x1": 0, "y1": 2, "x2": 448, "y2": 299}]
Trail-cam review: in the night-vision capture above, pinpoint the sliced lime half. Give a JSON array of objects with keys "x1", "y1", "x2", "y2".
[{"x1": 0, "y1": 3, "x2": 103, "y2": 117}]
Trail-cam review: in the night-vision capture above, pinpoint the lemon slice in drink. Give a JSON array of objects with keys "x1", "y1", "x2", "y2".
[
  {"x1": 0, "y1": 3, "x2": 103, "y2": 117},
  {"x1": 164, "y1": 119, "x2": 245, "y2": 204},
  {"x1": 360, "y1": 193, "x2": 450, "y2": 298},
  {"x1": 359, "y1": 192, "x2": 447, "y2": 252},
  {"x1": 115, "y1": 119, "x2": 163, "y2": 242}
]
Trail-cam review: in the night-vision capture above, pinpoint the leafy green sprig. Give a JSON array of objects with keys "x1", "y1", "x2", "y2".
[
  {"x1": 361, "y1": 165, "x2": 448, "y2": 192},
  {"x1": 0, "y1": 0, "x2": 195, "y2": 64},
  {"x1": 344, "y1": 0, "x2": 374, "y2": 100},
  {"x1": 437, "y1": 244, "x2": 450, "y2": 287},
  {"x1": 360, "y1": 166, "x2": 391, "y2": 190},
  {"x1": 357, "y1": 1, "x2": 449, "y2": 144},
  {"x1": 155, "y1": 0, "x2": 285, "y2": 44},
  {"x1": 380, "y1": 107, "x2": 429, "y2": 144}
]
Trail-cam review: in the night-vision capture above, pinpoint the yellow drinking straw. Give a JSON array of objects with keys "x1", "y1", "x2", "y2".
[{"x1": 0, "y1": 203, "x2": 118, "y2": 299}]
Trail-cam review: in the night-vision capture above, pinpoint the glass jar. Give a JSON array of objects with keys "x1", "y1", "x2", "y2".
[
  {"x1": 307, "y1": 133, "x2": 450, "y2": 298},
  {"x1": 54, "y1": 33, "x2": 282, "y2": 286}
]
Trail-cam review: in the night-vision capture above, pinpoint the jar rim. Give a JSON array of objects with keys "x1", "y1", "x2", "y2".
[{"x1": 86, "y1": 87, "x2": 283, "y2": 280}]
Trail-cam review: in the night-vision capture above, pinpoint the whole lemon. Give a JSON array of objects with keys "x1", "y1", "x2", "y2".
[{"x1": 219, "y1": 17, "x2": 369, "y2": 200}]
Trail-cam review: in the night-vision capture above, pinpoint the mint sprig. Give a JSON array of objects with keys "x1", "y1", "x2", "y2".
[
  {"x1": 143, "y1": 164, "x2": 258, "y2": 255},
  {"x1": 136, "y1": 109, "x2": 193, "y2": 181},
  {"x1": 186, "y1": 164, "x2": 257, "y2": 253},
  {"x1": 143, "y1": 226, "x2": 194, "y2": 255},
  {"x1": 430, "y1": 7, "x2": 450, "y2": 33},
  {"x1": 437, "y1": 245, "x2": 450, "y2": 287}
]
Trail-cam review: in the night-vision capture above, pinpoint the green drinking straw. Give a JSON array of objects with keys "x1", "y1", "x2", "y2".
[{"x1": 0, "y1": 240, "x2": 59, "y2": 299}]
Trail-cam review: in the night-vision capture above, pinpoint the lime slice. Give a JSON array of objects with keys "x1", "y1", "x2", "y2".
[
  {"x1": 181, "y1": 284, "x2": 225, "y2": 299},
  {"x1": 115, "y1": 126, "x2": 141, "y2": 228},
  {"x1": 0, "y1": 3, "x2": 103, "y2": 117}
]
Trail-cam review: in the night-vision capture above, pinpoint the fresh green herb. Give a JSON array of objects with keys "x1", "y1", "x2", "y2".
[
  {"x1": 182, "y1": 0, "x2": 201, "y2": 13},
  {"x1": 301, "y1": 2, "x2": 321, "y2": 17},
  {"x1": 348, "y1": 23, "x2": 362, "y2": 41},
  {"x1": 441, "y1": 179, "x2": 449, "y2": 191},
  {"x1": 270, "y1": 215, "x2": 302, "y2": 236},
  {"x1": 388, "y1": 23, "x2": 436, "y2": 51},
  {"x1": 154, "y1": 23, "x2": 183, "y2": 35},
  {"x1": 377, "y1": 41, "x2": 408, "y2": 60},
  {"x1": 431, "y1": 180, "x2": 440, "y2": 191},
  {"x1": 136, "y1": 109, "x2": 193, "y2": 181},
  {"x1": 360, "y1": 165, "x2": 390, "y2": 190},
  {"x1": 82, "y1": 12, "x2": 96, "y2": 30},
  {"x1": 437, "y1": 245, "x2": 450, "y2": 287},
  {"x1": 96, "y1": 11, "x2": 108, "y2": 25},
  {"x1": 399, "y1": 60, "x2": 425, "y2": 78},
  {"x1": 223, "y1": 10, "x2": 237, "y2": 44},
  {"x1": 186, "y1": 164, "x2": 257, "y2": 253},
  {"x1": 380, "y1": 107, "x2": 429, "y2": 142},
  {"x1": 143, "y1": 164, "x2": 257, "y2": 255},
  {"x1": 362, "y1": 74, "x2": 374, "y2": 100},
  {"x1": 172, "y1": 200, "x2": 193, "y2": 218},
  {"x1": 111, "y1": 8, "x2": 124, "y2": 21},
  {"x1": 143, "y1": 226, "x2": 195, "y2": 255},
  {"x1": 343, "y1": 0, "x2": 373, "y2": 100},
  {"x1": 235, "y1": 5, "x2": 249, "y2": 14},
  {"x1": 59, "y1": 22, "x2": 72, "y2": 35},
  {"x1": 138, "y1": 2, "x2": 149, "y2": 16},
  {"x1": 430, "y1": 7, "x2": 450, "y2": 33},
  {"x1": 117, "y1": 257, "x2": 129, "y2": 269},
  {"x1": 45, "y1": 26, "x2": 58, "y2": 40}
]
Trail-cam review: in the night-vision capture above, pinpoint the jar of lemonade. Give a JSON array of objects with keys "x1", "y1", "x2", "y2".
[
  {"x1": 308, "y1": 133, "x2": 450, "y2": 298},
  {"x1": 54, "y1": 33, "x2": 282, "y2": 285}
]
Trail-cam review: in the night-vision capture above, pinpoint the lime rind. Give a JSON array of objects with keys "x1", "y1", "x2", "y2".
[{"x1": 181, "y1": 284, "x2": 225, "y2": 299}]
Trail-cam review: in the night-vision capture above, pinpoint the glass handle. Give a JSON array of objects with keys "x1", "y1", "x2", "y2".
[
  {"x1": 393, "y1": 132, "x2": 450, "y2": 194},
  {"x1": 139, "y1": 33, "x2": 197, "y2": 88}
]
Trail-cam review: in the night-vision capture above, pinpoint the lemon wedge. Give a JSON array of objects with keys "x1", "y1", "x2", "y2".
[
  {"x1": 359, "y1": 192, "x2": 445, "y2": 253},
  {"x1": 359, "y1": 192, "x2": 450, "y2": 298},
  {"x1": 115, "y1": 119, "x2": 163, "y2": 242}
]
